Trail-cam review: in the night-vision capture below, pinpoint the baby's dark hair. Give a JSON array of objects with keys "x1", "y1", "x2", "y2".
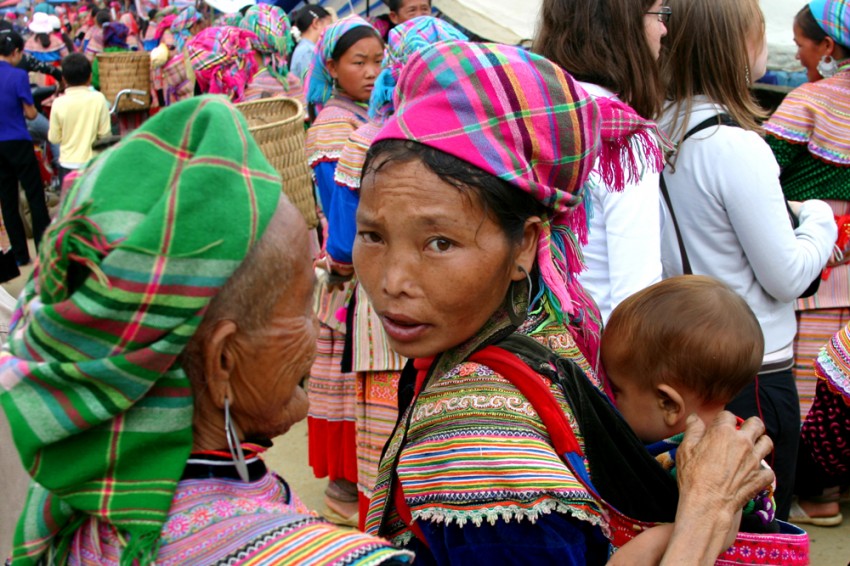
[
  {"x1": 602, "y1": 275, "x2": 763, "y2": 404},
  {"x1": 0, "y1": 28, "x2": 23, "y2": 56},
  {"x1": 62, "y1": 53, "x2": 91, "y2": 86}
]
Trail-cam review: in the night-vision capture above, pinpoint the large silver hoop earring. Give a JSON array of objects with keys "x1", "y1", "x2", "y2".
[
  {"x1": 508, "y1": 265, "x2": 533, "y2": 327},
  {"x1": 224, "y1": 396, "x2": 250, "y2": 482},
  {"x1": 817, "y1": 55, "x2": 838, "y2": 79}
]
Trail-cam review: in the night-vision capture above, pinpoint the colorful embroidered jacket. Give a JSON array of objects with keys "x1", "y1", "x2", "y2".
[
  {"x1": 764, "y1": 65, "x2": 850, "y2": 202},
  {"x1": 69, "y1": 459, "x2": 412, "y2": 565},
  {"x1": 305, "y1": 94, "x2": 369, "y2": 331},
  {"x1": 365, "y1": 301, "x2": 611, "y2": 564}
]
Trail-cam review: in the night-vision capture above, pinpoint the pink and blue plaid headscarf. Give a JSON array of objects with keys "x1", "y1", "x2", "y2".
[
  {"x1": 305, "y1": 16, "x2": 379, "y2": 107},
  {"x1": 240, "y1": 4, "x2": 293, "y2": 80},
  {"x1": 373, "y1": 41, "x2": 667, "y2": 357},
  {"x1": 187, "y1": 26, "x2": 259, "y2": 102},
  {"x1": 170, "y1": 5, "x2": 201, "y2": 50},
  {"x1": 809, "y1": 0, "x2": 850, "y2": 47},
  {"x1": 368, "y1": 15, "x2": 467, "y2": 120}
]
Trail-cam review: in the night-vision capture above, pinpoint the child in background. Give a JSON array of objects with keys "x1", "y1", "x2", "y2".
[
  {"x1": 48, "y1": 53, "x2": 110, "y2": 185},
  {"x1": 602, "y1": 275, "x2": 778, "y2": 547},
  {"x1": 289, "y1": 5, "x2": 331, "y2": 80}
]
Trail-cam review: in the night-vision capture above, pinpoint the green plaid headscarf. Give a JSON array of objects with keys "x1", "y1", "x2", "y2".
[{"x1": 0, "y1": 96, "x2": 282, "y2": 565}]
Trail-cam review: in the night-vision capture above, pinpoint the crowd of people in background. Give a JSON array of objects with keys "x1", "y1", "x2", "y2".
[{"x1": 1, "y1": 0, "x2": 850, "y2": 563}]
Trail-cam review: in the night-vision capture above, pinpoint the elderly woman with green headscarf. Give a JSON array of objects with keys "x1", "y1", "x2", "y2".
[
  {"x1": 0, "y1": 96, "x2": 412, "y2": 566},
  {"x1": 239, "y1": 4, "x2": 305, "y2": 105}
]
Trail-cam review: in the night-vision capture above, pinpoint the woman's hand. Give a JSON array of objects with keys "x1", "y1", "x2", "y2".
[
  {"x1": 787, "y1": 200, "x2": 803, "y2": 218},
  {"x1": 660, "y1": 412, "x2": 773, "y2": 565}
]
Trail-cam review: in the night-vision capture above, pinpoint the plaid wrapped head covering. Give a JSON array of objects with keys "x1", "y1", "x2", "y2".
[
  {"x1": 305, "y1": 16, "x2": 379, "y2": 107},
  {"x1": 809, "y1": 0, "x2": 850, "y2": 47},
  {"x1": 239, "y1": 4, "x2": 293, "y2": 81},
  {"x1": 187, "y1": 26, "x2": 259, "y2": 102},
  {"x1": 0, "y1": 96, "x2": 281, "y2": 566},
  {"x1": 368, "y1": 16, "x2": 467, "y2": 120},
  {"x1": 155, "y1": 13, "x2": 176, "y2": 40},
  {"x1": 218, "y1": 11, "x2": 244, "y2": 27},
  {"x1": 170, "y1": 5, "x2": 201, "y2": 50},
  {"x1": 373, "y1": 41, "x2": 666, "y2": 356}
]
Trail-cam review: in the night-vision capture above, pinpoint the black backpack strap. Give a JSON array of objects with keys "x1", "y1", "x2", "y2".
[
  {"x1": 662, "y1": 113, "x2": 740, "y2": 277},
  {"x1": 660, "y1": 175, "x2": 692, "y2": 275},
  {"x1": 493, "y1": 333, "x2": 680, "y2": 523}
]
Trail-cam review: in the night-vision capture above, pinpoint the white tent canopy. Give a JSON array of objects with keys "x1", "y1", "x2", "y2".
[{"x1": 313, "y1": 0, "x2": 804, "y2": 71}]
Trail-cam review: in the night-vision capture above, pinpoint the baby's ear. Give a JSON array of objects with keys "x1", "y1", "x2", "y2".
[{"x1": 656, "y1": 383, "x2": 687, "y2": 429}]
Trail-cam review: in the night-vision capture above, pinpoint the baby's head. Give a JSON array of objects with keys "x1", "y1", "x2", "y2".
[{"x1": 601, "y1": 275, "x2": 763, "y2": 443}]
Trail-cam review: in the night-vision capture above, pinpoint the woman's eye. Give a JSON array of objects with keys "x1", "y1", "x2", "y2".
[
  {"x1": 427, "y1": 238, "x2": 453, "y2": 252},
  {"x1": 358, "y1": 231, "x2": 382, "y2": 244}
]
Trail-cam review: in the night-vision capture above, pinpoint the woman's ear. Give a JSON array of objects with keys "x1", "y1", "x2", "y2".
[
  {"x1": 822, "y1": 35, "x2": 837, "y2": 58},
  {"x1": 511, "y1": 216, "x2": 542, "y2": 282},
  {"x1": 201, "y1": 319, "x2": 239, "y2": 409},
  {"x1": 326, "y1": 58, "x2": 338, "y2": 79}
]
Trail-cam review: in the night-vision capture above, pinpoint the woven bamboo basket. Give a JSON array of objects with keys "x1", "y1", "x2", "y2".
[
  {"x1": 236, "y1": 97, "x2": 318, "y2": 228},
  {"x1": 96, "y1": 51, "x2": 151, "y2": 112}
]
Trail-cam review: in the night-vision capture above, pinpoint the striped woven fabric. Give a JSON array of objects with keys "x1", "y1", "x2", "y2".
[
  {"x1": 335, "y1": 120, "x2": 381, "y2": 190},
  {"x1": 307, "y1": 317, "x2": 359, "y2": 484},
  {"x1": 351, "y1": 284, "x2": 405, "y2": 372},
  {"x1": 794, "y1": 308, "x2": 850, "y2": 417},
  {"x1": 240, "y1": 4, "x2": 294, "y2": 81},
  {"x1": 170, "y1": 6, "x2": 200, "y2": 50},
  {"x1": 765, "y1": 66, "x2": 850, "y2": 177},
  {"x1": 367, "y1": 16, "x2": 467, "y2": 121},
  {"x1": 0, "y1": 96, "x2": 281, "y2": 566},
  {"x1": 242, "y1": 68, "x2": 306, "y2": 105},
  {"x1": 365, "y1": 305, "x2": 604, "y2": 544},
  {"x1": 24, "y1": 34, "x2": 68, "y2": 64},
  {"x1": 355, "y1": 370, "x2": 401, "y2": 497},
  {"x1": 186, "y1": 26, "x2": 260, "y2": 103},
  {"x1": 84, "y1": 27, "x2": 104, "y2": 59},
  {"x1": 305, "y1": 94, "x2": 370, "y2": 168},
  {"x1": 815, "y1": 319, "x2": 850, "y2": 404},
  {"x1": 162, "y1": 52, "x2": 194, "y2": 106},
  {"x1": 793, "y1": 200, "x2": 850, "y2": 417},
  {"x1": 68, "y1": 471, "x2": 413, "y2": 565}
]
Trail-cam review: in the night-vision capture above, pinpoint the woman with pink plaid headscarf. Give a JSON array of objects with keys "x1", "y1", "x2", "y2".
[{"x1": 354, "y1": 39, "x2": 777, "y2": 564}]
